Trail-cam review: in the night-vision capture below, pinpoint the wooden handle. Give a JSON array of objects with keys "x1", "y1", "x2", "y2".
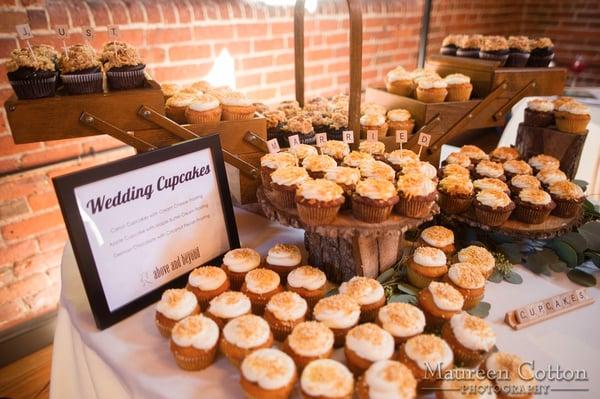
[
  {"x1": 294, "y1": 0, "x2": 363, "y2": 149},
  {"x1": 243, "y1": 130, "x2": 269, "y2": 153},
  {"x1": 137, "y1": 105, "x2": 199, "y2": 141},
  {"x1": 79, "y1": 111, "x2": 156, "y2": 152},
  {"x1": 222, "y1": 150, "x2": 258, "y2": 179}
]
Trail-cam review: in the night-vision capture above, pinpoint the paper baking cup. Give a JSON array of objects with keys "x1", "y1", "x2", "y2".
[
  {"x1": 221, "y1": 105, "x2": 254, "y2": 121},
  {"x1": 446, "y1": 84, "x2": 472, "y2": 102},
  {"x1": 395, "y1": 198, "x2": 434, "y2": 218},
  {"x1": 172, "y1": 346, "x2": 217, "y2": 371},
  {"x1": 554, "y1": 111, "x2": 590, "y2": 134},
  {"x1": 407, "y1": 266, "x2": 436, "y2": 289},
  {"x1": 270, "y1": 187, "x2": 296, "y2": 209},
  {"x1": 438, "y1": 191, "x2": 472, "y2": 215},
  {"x1": 165, "y1": 105, "x2": 188, "y2": 124},
  {"x1": 513, "y1": 204, "x2": 553, "y2": 224},
  {"x1": 351, "y1": 199, "x2": 393, "y2": 223},
  {"x1": 474, "y1": 206, "x2": 512, "y2": 226},
  {"x1": 296, "y1": 202, "x2": 341, "y2": 225},
  {"x1": 441, "y1": 323, "x2": 485, "y2": 368},
  {"x1": 185, "y1": 106, "x2": 222, "y2": 124},
  {"x1": 478, "y1": 51, "x2": 509, "y2": 66},
  {"x1": 462, "y1": 293, "x2": 484, "y2": 310},
  {"x1": 415, "y1": 87, "x2": 447, "y2": 103},
  {"x1": 106, "y1": 68, "x2": 146, "y2": 90},
  {"x1": 505, "y1": 52, "x2": 530, "y2": 67},
  {"x1": 10, "y1": 73, "x2": 57, "y2": 99},
  {"x1": 61, "y1": 72, "x2": 103, "y2": 94},
  {"x1": 527, "y1": 53, "x2": 554, "y2": 67},
  {"x1": 552, "y1": 199, "x2": 582, "y2": 218},
  {"x1": 386, "y1": 79, "x2": 414, "y2": 96}
]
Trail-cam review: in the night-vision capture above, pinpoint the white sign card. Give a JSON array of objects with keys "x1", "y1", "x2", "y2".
[
  {"x1": 288, "y1": 135, "x2": 300, "y2": 148},
  {"x1": 267, "y1": 138, "x2": 280, "y2": 153},
  {"x1": 55, "y1": 25, "x2": 69, "y2": 38},
  {"x1": 107, "y1": 24, "x2": 120, "y2": 39},
  {"x1": 342, "y1": 130, "x2": 354, "y2": 144},
  {"x1": 82, "y1": 26, "x2": 95, "y2": 40},
  {"x1": 395, "y1": 130, "x2": 408, "y2": 143},
  {"x1": 366, "y1": 130, "x2": 378, "y2": 142},
  {"x1": 315, "y1": 132, "x2": 327, "y2": 147},
  {"x1": 16, "y1": 24, "x2": 33, "y2": 40}
]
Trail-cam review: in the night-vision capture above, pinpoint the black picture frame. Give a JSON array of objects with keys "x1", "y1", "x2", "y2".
[{"x1": 53, "y1": 135, "x2": 239, "y2": 330}]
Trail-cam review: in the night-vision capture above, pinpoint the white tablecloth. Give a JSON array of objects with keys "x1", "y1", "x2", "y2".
[{"x1": 50, "y1": 207, "x2": 600, "y2": 398}]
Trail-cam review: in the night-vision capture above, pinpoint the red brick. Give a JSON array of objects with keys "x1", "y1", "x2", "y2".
[
  {"x1": 0, "y1": 272, "x2": 50, "y2": 305},
  {"x1": 0, "y1": 11, "x2": 28, "y2": 33},
  {"x1": 271, "y1": 21, "x2": 293, "y2": 35},
  {"x1": 169, "y1": 44, "x2": 212, "y2": 61},
  {"x1": 0, "y1": 239, "x2": 38, "y2": 266},
  {"x1": 153, "y1": 63, "x2": 212, "y2": 82},
  {"x1": 241, "y1": 55, "x2": 273, "y2": 70},
  {"x1": 265, "y1": 68, "x2": 294, "y2": 84},
  {"x1": 175, "y1": 1, "x2": 192, "y2": 23},
  {"x1": 125, "y1": 1, "x2": 145, "y2": 23},
  {"x1": 20, "y1": 143, "x2": 82, "y2": 169},
  {"x1": 147, "y1": 27, "x2": 192, "y2": 44},
  {"x1": 0, "y1": 175, "x2": 51, "y2": 202},
  {"x1": 27, "y1": 191, "x2": 57, "y2": 212},
  {"x1": 14, "y1": 248, "x2": 63, "y2": 278},
  {"x1": 138, "y1": 47, "x2": 166, "y2": 64},
  {"x1": 0, "y1": 300, "x2": 26, "y2": 327},
  {"x1": 0, "y1": 158, "x2": 19, "y2": 175},
  {"x1": 254, "y1": 38, "x2": 284, "y2": 53},
  {"x1": 66, "y1": 2, "x2": 90, "y2": 26},
  {"x1": 246, "y1": 88, "x2": 277, "y2": 101},
  {"x1": 235, "y1": 23, "x2": 268, "y2": 38},
  {"x1": 236, "y1": 73, "x2": 262, "y2": 88},
  {"x1": 214, "y1": 41, "x2": 250, "y2": 55},
  {"x1": 0, "y1": 136, "x2": 42, "y2": 157},
  {"x1": 81, "y1": 136, "x2": 124, "y2": 155},
  {"x1": 144, "y1": 3, "x2": 162, "y2": 23},
  {"x1": 0, "y1": 198, "x2": 29, "y2": 220},
  {"x1": 1, "y1": 209, "x2": 64, "y2": 240},
  {"x1": 160, "y1": 3, "x2": 178, "y2": 24},
  {"x1": 0, "y1": 37, "x2": 18, "y2": 58},
  {"x1": 23, "y1": 282, "x2": 60, "y2": 311},
  {"x1": 37, "y1": 228, "x2": 68, "y2": 252},
  {"x1": 26, "y1": 9, "x2": 48, "y2": 31},
  {"x1": 46, "y1": 265, "x2": 60, "y2": 285},
  {"x1": 194, "y1": 25, "x2": 234, "y2": 41}
]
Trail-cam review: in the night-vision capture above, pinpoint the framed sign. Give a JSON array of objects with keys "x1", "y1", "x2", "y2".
[{"x1": 53, "y1": 135, "x2": 239, "y2": 329}]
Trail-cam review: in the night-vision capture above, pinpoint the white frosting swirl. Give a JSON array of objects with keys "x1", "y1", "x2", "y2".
[
  {"x1": 404, "y1": 334, "x2": 453, "y2": 371},
  {"x1": 343, "y1": 151, "x2": 373, "y2": 167},
  {"x1": 476, "y1": 189, "x2": 512, "y2": 208},
  {"x1": 360, "y1": 113, "x2": 386, "y2": 126},
  {"x1": 444, "y1": 73, "x2": 470, "y2": 85},
  {"x1": 473, "y1": 178, "x2": 509, "y2": 193},
  {"x1": 396, "y1": 173, "x2": 437, "y2": 197},
  {"x1": 420, "y1": 226, "x2": 454, "y2": 248},
  {"x1": 288, "y1": 144, "x2": 318, "y2": 160},
  {"x1": 365, "y1": 360, "x2": 417, "y2": 399},
  {"x1": 241, "y1": 348, "x2": 296, "y2": 390},
  {"x1": 558, "y1": 101, "x2": 589, "y2": 115},
  {"x1": 325, "y1": 167, "x2": 361, "y2": 186},
  {"x1": 346, "y1": 323, "x2": 395, "y2": 362},
  {"x1": 156, "y1": 289, "x2": 198, "y2": 320},
  {"x1": 527, "y1": 98, "x2": 554, "y2": 112},
  {"x1": 448, "y1": 263, "x2": 485, "y2": 289},
  {"x1": 359, "y1": 140, "x2": 386, "y2": 155},
  {"x1": 339, "y1": 277, "x2": 385, "y2": 305},
  {"x1": 428, "y1": 281, "x2": 464, "y2": 311},
  {"x1": 244, "y1": 268, "x2": 280, "y2": 294},
  {"x1": 386, "y1": 149, "x2": 419, "y2": 166},
  {"x1": 518, "y1": 188, "x2": 552, "y2": 205},
  {"x1": 301, "y1": 359, "x2": 354, "y2": 397},
  {"x1": 378, "y1": 303, "x2": 425, "y2": 338},
  {"x1": 270, "y1": 166, "x2": 310, "y2": 187},
  {"x1": 267, "y1": 244, "x2": 302, "y2": 267},
  {"x1": 223, "y1": 314, "x2": 271, "y2": 349},
  {"x1": 476, "y1": 160, "x2": 504, "y2": 178},
  {"x1": 528, "y1": 154, "x2": 559, "y2": 171},
  {"x1": 188, "y1": 266, "x2": 227, "y2": 291},
  {"x1": 511, "y1": 175, "x2": 541, "y2": 189},
  {"x1": 413, "y1": 246, "x2": 447, "y2": 267},
  {"x1": 386, "y1": 67, "x2": 412, "y2": 82},
  {"x1": 503, "y1": 160, "x2": 532, "y2": 175},
  {"x1": 296, "y1": 179, "x2": 344, "y2": 201},
  {"x1": 313, "y1": 294, "x2": 360, "y2": 329},
  {"x1": 302, "y1": 154, "x2": 337, "y2": 172},
  {"x1": 288, "y1": 321, "x2": 334, "y2": 358},
  {"x1": 402, "y1": 161, "x2": 437, "y2": 180},
  {"x1": 418, "y1": 78, "x2": 448, "y2": 89},
  {"x1": 387, "y1": 109, "x2": 412, "y2": 122},
  {"x1": 287, "y1": 266, "x2": 327, "y2": 290},
  {"x1": 223, "y1": 248, "x2": 261, "y2": 273},
  {"x1": 188, "y1": 94, "x2": 220, "y2": 111},
  {"x1": 355, "y1": 178, "x2": 397, "y2": 201},
  {"x1": 536, "y1": 169, "x2": 567, "y2": 185},
  {"x1": 171, "y1": 314, "x2": 219, "y2": 350},
  {"x1": 220, "y1": 91, "x2": 253, "y2": 106},
  {"x1": 266, "y1": 291, "x2": 307, "y2": 321},
  {"x1": 260, "y1": 152, "x2": 298, "y2": 169},
  {"x1": 359, "y1": 160, "x2": 396, "y2": 181},
  {"x1": 321, "y1": 140, "x2": 350, "y2": 159},
  {"x1": 450, "y1": 312, "x2": 496, "y2": 351},
  {"x1": 208, "y1": 291, "x2": 251, "y2": 318}
]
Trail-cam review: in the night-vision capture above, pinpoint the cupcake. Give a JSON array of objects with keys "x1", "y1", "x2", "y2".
[
  {"x1": 351, "y1": 178, "x2": 399, "y2": 223},
  {"x1": 288, "y1": 144, "x2": 318, "y2": 163},
  {"x1": 479, "y1": 36, "x2": 509, "y2": 66},
  {"x1": 313, "y1": 294, "x2": 361, "y2": 347},
  {"x1": 265, "y1": 243, "x2": 302, "y2": 279},
  {"x1": 269, "y1": 166, "x2": 311, "y2": 208},
  {"x1": 360, "y1": 160, "x2": 396, "y2": 182},
  {"x1": 221, "y1": 247, "x2": 262, "y2": 290},
  {"x1": 395, "y1": 173, "x2": 437, "y2": 218},
  {"x1": 397, "y1": 334, "x2": 454, "y2": 383},
  {"x1": 360, "y1": 113, "x2": 388, "y2": 140},
  {"x1": 295, "y1": 179, "x2": 345, "y2": 225},
  {"x1": 527, "y1": 37, "x2": 554, "y2": 67},
  {"x1": 473, "y1": 178, "x2": 510, "y2": 195},
  {"x1": 459, "y1": 145, "x2": 489, "y2": 165},
  {"x1": 190, "y1": 80, "x2": 212, "y2": 92},
  {"x1": 513, "y1": 188, "x2": 556, "y2": 224},
  {"x1": 300, "y1": 359, "x2": 354, "y2": 399},
  {"x1": 7, "y1": 46, "x2": 58, "y2": 99},
  {"x1": 503, "y1": 160, "x2": 532, "y2": 181},
  {"x1": 179, "y1": 85, "x2": 204, "y2": 97},
  {"x1": 417, "y1": 282, "x2": 464, "y2": 329},
  {"x1": 339, "y1": 277, "x2": 385, "y2": 322},
  {"x1": 277, "y1": 100, "x2": 302, "y2": 118},
  {"x1": 386, "y1": 109, "x2": 415, "y2": 137},
  {"x1": 444, "y1": 263, "x2": 485, "y2": 310},
  {"x1": 328, "y1": 111, "x2": 349, "y2": 141},
  {"x1": 58, "y1": 44, "x2": 102, "y2": 94},
  {"x1": 437, "y1": 175, "x2": 474, "y2": 215},
  {"x1": 509, "y1": 174, "x2": 541, "y2": 196},
  {"x1": 474, "y1": 160, "x2": 505, "y2": 181},
  {"x1": 400, "y1": 161, "x2": 438, "y2": 182},
  {"x1": 440, "y1": 34, "x2": 463, "y2": 56},
  {"x1": 155, "y1": 289, "x2": 200, "y2": 337},
  {"x1": 527, "y1": 154, "x2": 560, "y2": 174},
  {"x1": 161, "y1": 83, "x2": 179, "y2": 101},
  {"x1": 264, "y1": 291, "x2": 308, "y2": 341},
  {"x1": 456, "y1": 246, "x2": 496, "y2": 279},
  {"x1": 165, "y1": 92, "x2": 197, "y2": 124},
  {"x1": 444, "y1": 152, "x2": 472, "y2": 170},
  {"x1": 324, "y1": 166, "x2": 361, "y2": 209},
  {"x1": 265, "y1": 109, "x2": 288, "y2": 146},
  {"x1": 241, "y1": 268, "x2": 284, "y2": 315},
  {"x1": 386, "y1": 149, "x2": 419, "y2": 171},
  {"x1": 361, "y1": 102, "x2": 387, "y2": 117},
  {"x1": 240, "y1": 348, "x2": 297, "y2": 399},
  {"x1": 101, "y1": 41, "x2": 146, "y2": 90},
  {"x1": 554, "y1": 101, "x2": 591, "y2": 134},
  {"x1": 439, "y1": 164, "x2": 470, "y2": 179},
  {"x1": 444, "y1": 73, "x2": 473, "y2": 102},
  {"x1": 438, "y1": 368, "x2": 497, "y2": 399},
  {"x1": 456, "y1": 34, "x2": 483, "y2": 58},
  {"x1": 184, "y1": 93, "x2": 222, "y2": 124},
  {"x1": 407, "y1": 246, "x2": 448, "y2": 289},
  {"x1": 376, "y1": 303, "x2": 425, "y2": 345},
  {"x1": 220, "y1": 314, "x2": 274, "y2": 367},
  {"x1": 305, "y1": 96, "x2": 328, "y2": 112},
  {"x1": 286, "y1": 266, "x2": 328, "y2": 311},
  {"x1": 286, "y1": 115, "x2": 316, "y2": 145},
  {"x1": 553, "y1": 96, "x2": 576, "y2": 110},
  {"x1": 441, "y1": 312, "x2": 495, "y2": 368},
  {"x1": 304, "y1": 109, "x2": 332, "y2": 135},
  {"x1": 536, "y1": 168, "x2": 567, "y2": 189},
  {"x1": 342, "y1": 151, "x2": 373, "y2": 168},
  {"x1": 282, "y1": 321, "x2": 334, "y2": 370},
  {"x1": 490, "y1": 146, "x2": 520, "y2": 163},
  {"x1": 385, "y1": 66, "x2": 414, "y2": 96},
  {"x1": 302, "y1": 154, "x2": 337, "y2": 179},
  {"x1": 410, "y1": 68, "x2": 441, "y2": 85},
  {"x1": 506, "y1": 35, "x2": 531, "y2": 67},
  {"x1": 549, "y1": 181, "x2": 585, "y2": 218},
  {"x1": 485, "y1": 352, "x2": 537, "y2": 398},
  {"x1": 259, "y1": 152, "x2": 298, "y2": 188},
  {"x1": 417, "y1": 226, "x2": 456, "y2": 257},
  {"x1": 186, "y1": 266, "x2": 230, "y2": 310},
  {"x1": 329, "y1": 94, "x2": 349, "y2": 112},
  {"x1": 344, "y1": 323, "x2": 395, "y2": 376},
  {"x1": 357, "y1": 360, "x2": 417, "y2": 399},
  {"x1": 358, "y1": 140, "x2": 386, "y2": 160},
  {"x1": 206, "y1": 291, "x2": 252, "y2": 329},
  {"x1": 220, "y1": 91, "x2": 255, "y2": 120},
  {"x1": 320, "y1": 140, "x2": 350, "y2": 163},
  {"x1": 473, "y1": 189, "x2": 515, "y2": 226},
  {"x1": 169, "y1": 314, "x2": 219, "y2": 370},
  {"x1": 415, "y1": 77, "x2": 448, "y2": 103},
  {"x1": 524, "y1": 98, "x2": 555, "y2": 127}
]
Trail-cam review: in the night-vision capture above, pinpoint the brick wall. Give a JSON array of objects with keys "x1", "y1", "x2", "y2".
[{"x1": 0, "y1": 0, "x2": 598, "y2": 332}]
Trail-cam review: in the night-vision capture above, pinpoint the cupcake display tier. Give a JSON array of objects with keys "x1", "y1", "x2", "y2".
[
  {"x1": 442, "y1": 207, "x2": 584, "y2": 240},
  {"x1": 257, "y1": 186, "x2": 438, "y2": 283}
]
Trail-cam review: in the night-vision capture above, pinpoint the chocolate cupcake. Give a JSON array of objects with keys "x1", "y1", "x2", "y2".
[
  {"x1": 473, "y1": 177, "x2": 510, "y2": 196},
  {"x1": 395, "y1": 173, "x2": 437, "y2": 218},
  {"x1": 295, "y1": 179, "x2": 345, "y2": 225},
  {"x1": 474, "y1": 160, "x2": 505, "y2": 181},
  {"x1": 288, "y1": 143, "x2": 318, "y2": 164},
  {"x1": 6, "y1": 46, "x2": 58, "y2": 99},
  {"x1": 320, "y1": 140, "x2": 350, "y2": 164},
  {"x1": 506, "y1": 36, "x2": 531, "y2": 67},
  {"x1": 440, "y1": 34, "x2": 464, "y2": 56},
  {"x1": 302, "y1": 154, "x2": 337, "y2": 179},
  {"x1": 527, "y1": 37, "x2": 554, "y2": 67},
  {"x1": 548, "y1": 181, "x2": 585, "y2": 218},
  {"x1": 479, "y1": 36, "x2": 509, "y2": 66},
  {"x1": 456, "y1": 34, "x2": 483, "y2": 58},
  {"x1": 304, "y1": 109, "x2": 332, "y2": 135},
  {"x1": 352, "y1": 178, "x2": 399, "y2": 223},
  {"x1": 59, "y1": 44, "x2": 103, "y2": 94},
  {"x1": 473, "y1": 189, "x2": 515, "y2": 226},
  {"x1": 528, "y1": 154, "x2": 560, "y2": 175},
  {"x1": 264, "y1": 109, "x2": 287, "y2": 147},
  {"x1": 101, "y1": 41, "x2": 145, "y2": 90},
  {"x1": 443, "y1": 152, "x2": 472, "y2": 171},
  {"x1": 437, "y1": 175, "x2": 474, "y2": 215},
  {"x1": 285, "y1": 115, "x2": 315, "y2": 145},
  {"x1": 524, "y1": 98, "x2": 555, "y2": 127},
  {"x1": 489, "y1": 146, "x2": 520, "y2": 163},
  {"x1": 458, "y1": 145, "x2": 489, "y2": 166},
  {"x1": 536, "y1": 168, "x2": 567, "y2": 189},
  {"x1": 513, "y1": 188, "x2": 556, "y2": 224},
  {"x1": 359, "y1": 159, "x2": 396, "y2": 182},
  {"x1": 327, "y1": 110, "x2": 349, "y2": 141},
  {"x1": 509, "y1": 174, "x2": 541, "y2": 196},
  {"x1": 358, "y1": 141, "x2": 386, "y2": 161}
]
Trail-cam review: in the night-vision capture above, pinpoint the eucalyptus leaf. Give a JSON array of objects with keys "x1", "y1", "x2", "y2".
[
  {"x1": 487, "y1": 270, "x2": 504, "y2": 283},
  {"x1": 524, "y1": 250, "x2": 552, "y2": 275},
  {"x1": 585, "y1": 250, "x2": 600, "y2": 268},
  {"x1": 497, "y1": 243, "x2": 523, "y2": 264},
  {"x1": 325, "y1": 287, "x2": 338, "y2": 297},
  {"x1": 548, "y1": 240, "x2": 578, "y2": 268},
  {"x1": 567, "y1": 269, "x2": 597, "y2": 287},
  {"x1": 396, "y1": 282, "x2": 419, "y2": 296},
  {"x1": 579, "y1": 221, "x2": 600, "y2": 251},
  {"x1": 573, "y1": 179, "x2": 589, "y2": 192},
  {"x1": 388, "y1": 294, "x2": 417, "y2": 305},
  {"x1": 557, "y1": 232, "x2": 588, "y2": 255},
  {"x1": 548, "y1": 260, "x2": 568, "y2": 273},
  {"x1": 503, "y1": 271, "x2": 523, "y2": 284},
  {"x1": 377, "y1": 268, "x2": 397, "y2": 283},
  {"x1": 467, "y1": 301, "x2": 491, "y2": 318}
]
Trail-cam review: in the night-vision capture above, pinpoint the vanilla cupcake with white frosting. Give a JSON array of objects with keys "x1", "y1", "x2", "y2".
[
  {"x1": 437, "y1": 175, "x2": 475, "y2": 214},
  {"x1": 513, "y1": 188, "x2": 556, "y2": 224},
  {"x1": 155, "y1": 288, "x2": 200, "y2": 337},
  {"x1": 221, "y1": 247, "x2": 262, "y2": 289},
  {"x1": 357, "y1": 360, "x2": 417, "y2": 399},
  {"x1": 509, "y1": 174, "x2": 541, "y2": 196},
  {"x1": 344, "y1": 323, "x2": 395, "y2": 375},
  {"x1": 445, "y1": 263, "x2": 486, "y2": 309},
  {"x1": 376, "y1": 303, "x2": 425, "y2": 345},
  {"x1": 295, "y1": 179, "x2": 345, "y2": 225},
  {"x1": 240, "y1": 348, "x2": 297, "y2": 398},
  {"x1": 444, "y1": 73, "x2": 472, "y2": 102},
  {"x1": 342, "y1": 150, "x2": 373, "y2": 168},
  {"x1": 241, "y1": 268, "x2": 283, "y2": 315},
  {"x1": 264, "y1": 291, "x2": 308, "y2": 341},
  {"x1": 165, "y1": 92, "x2": 198, "y2": 123},
  {"x1": 416, "y1": 77, "x2": 448, "y2": 103},
  {"x1": 385, "y1": 66, "x2": 415, "y2": 96},
  {"x1": 456, "y1": 246, "x2": 495, "y2": 279},
  {"x1": 418, "y1": 225, "x2": 455, "y2": 256},
  {"x1": 288, "y1": 143, "x2": 318, "y2": 163},
  {"x1": 283, "y1": 321, "x2": 334, "y2": 370},
  {"x1": 400, "y1": 161, "x2": 438, "y2": 182},
  {"x1": 360, "y1": 113, "x2": 388, "y2": 140},
  {"x1": 444, "y1": 151, "x2": 472, "y2": 169},
  {"x1": 386, "y1": 108, "x2": 415, "y2": 137},
  {"x1": 286, "y1": 265, "x2": 328, "y2": 312},
  {"x1": 475, "y1": 159, "x2": 505, "y2": 180},
  {"x1": 359, "y1": 160, "x2": 396, "y2": 182},
  {"x1": 442, "y1": 312, "x2": 496, "y2": 367},
  {"x1": 339, "y1": 277, "x2": 386, "y2": 322},
  {"x1": 220, "y1": 314, "x2": 273, "y2": 367},
  {"x1": 320, "y1": 140, "x2": 351, "y2": 163},
  {"x1": 260, "y1": 151, "x2": 298, "y2": 187},
  {"x1": 358, "y1": 140, "x2": 386, "y2": 159},
  {"x1": 352, "y1": 177, "x2": 399, "y2": 223},
  {"x1": 185, "y1": 93, "x2": 222, "y2": 124},
  {"x1": 438, "y1": 368, "x2": 497, "y2": 399},
  {"x1": 417, "y1": 281, "x2": 464, "y2": 329},
  {"x1": 485, "y1": 352, "x2": 537, "y2": 398},
  {"x1": 396, "y1": 173, "x2": 438, "y2": 218},
  {"x1": 220, "y1": 91, "x2": 255, "y2": 120},
  {"x1": 473, "y1": 177, "x2": 510, "y2": 195},
  {"x1": 555, "y1": 101, "x2": 591, "y2": 134},
  {"x1": 265, "y1": 243, "x2": 302, "y2": 278},
  {"x1": 206, "y1": 291, "x2": 252, "y2": 329},
  {"x1": 536, "y1": 168, "x2": 567, "y2": 188},
  {"x1": 459, "y1": 145, "x2": 489, "y2": 164},
  {"x1": 549, "y1": 180, "x2": 585, "y2": 217},
  {"x1": 313, "y1": 294, "x2": 361, "y2": 347},
  {"x1": 186, "y1": 266, "x2": 229, "y2": 309},
  {"x1": 300, "y1": 359, "x2": 354, "y2": 399},
  {"x1": 503, "y1": 159, "x2": 532, "y2": 180},
  {"x1": 169, "y1": 314, "x2": 220, "y2": 370},
  {"x1": 302, "y1": 154, "x2": 338, "y2": 179},
  {"x1": 398, "y1": 334, "x2": 454, "y2": 382},
  {"x1": 407, "y1": 246, "x2": 448, "y2": 288},
  {"x1": 386, "y1": 149, "x2": 419, "y2": 171},
  {"x1": 528, "y1": 154, "x2": 559, "y2": 174}
]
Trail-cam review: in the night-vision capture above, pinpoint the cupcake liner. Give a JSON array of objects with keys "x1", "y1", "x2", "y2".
[
  {"x1": 440, "y1": 46, "x2": 457, "y2": 56},
  {"x1": 462, "y1": 293, "x2": 484, "y2": 310},
  {"x1": 10, "y1": 73, "x2": 57, "y2": 99},
  {"x1": 221, "y1": 266, "x2": 247, "y2": 291},
  {"x1": 106, "y1": 67, "x2": 146, "y2": 90},
  {"x1": 474, "y1": 206, "x2": 513, "y2": 226},
  {"x1": 185, "y1": 106, "x2": 222, "y2": 124},
  {"x1": 388, "y1": 120, "x2": 415, "y2": 136},
  {"x1": 166, "y1": 105, "x2": 188, "y2": 124},
  {"x1": 513, "y1": 203, "x2": 554, "y2": 224},
  {"x1": 222, "y1": 105, "x2": 255, "y2": 121},
  {"x1": 331, "y1": 327, "x2": 350, "y2": 348},
  {"x1": 505, "y1": 52, "x2": 530, "y2": 67},
  {"x1": 351, "y1": 197, "x2": 394, "y2": 223},
  {"x1": 438, "y1": 191, "x2": 472, "y2": 215},
  {"x1": 552, "y1": 198, "x2": 582, "y2": 218},
  {"x1": 359, "y1": 301, "x2": 384, "y2": 323},
  {"x1": 155, "y1": 318, "x2": 174, "y2": 338},
  {"x1": 478, "y1": 51, "x2": 509, "y2": 66},
  {"x1": 395, "y1": 198, "x2": 435, "y2": 218},
  {"x1": 527, "y1": 53, "x2": 554, "y2": 67},
  {"x1": 407, "y1": 266, "x2": 437, "y2": 289},
  {"x1": 455, "y1": 49, "x2": 479, "y2": 58},
  {"x1": 446, "y1": 83, "x2": 472, "y2": 102},
  {"x1": 296, "y1": 202, "x2": 341, "y2": 225},
  {"x1": 554, "y1": 111, "x2": 590, "y2": 134},
  {"x1": 441, "y1": 322, "x2": 485, "y2": 368},
  {"x1": 523, "y1": 108, "x2": 554, "y2": 127},
  {"x1": 61, "y1": 72, "x2": 103, "y2": 94},
  {"x1": 386, "y1": 79, "x2": 414, "y2": 96},
  {"x1": 172, "y1": 346, "x2": 217, "y2": 371},
  {"x1": 416, "y1": 87, "x2": 447, "y2": 103},
  {"x1": 269, "y1": 187, "x2": 297, "y2": 209},
  {"x1": 259, "y1": 166, "x2": 275, "y2": 188}
]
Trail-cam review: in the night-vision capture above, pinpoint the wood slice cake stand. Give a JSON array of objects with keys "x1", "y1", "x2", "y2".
[
  {"x1": 257, "y1": 187, "x2": 438, "y2": 283},
  {"x1": 442, "y1": 208, "x2": 584, "y2": 240}
]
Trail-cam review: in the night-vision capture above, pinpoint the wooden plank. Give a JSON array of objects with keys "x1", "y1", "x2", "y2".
[
  {"x1": 493, "y1": 68, "x2": 566, "y2": 97},
  {"x1": 0, "y1": 345, "x2": 52, "y2": 399}
]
